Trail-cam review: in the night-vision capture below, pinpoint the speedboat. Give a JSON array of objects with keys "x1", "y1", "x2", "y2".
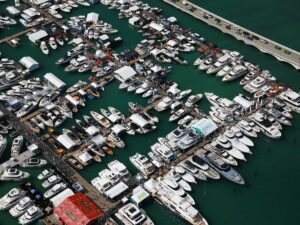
[
  {"x1": 20, "y1": 158, "x2": 47, "y2": 168},
  {"x1": 115, "y1": 203, "x2": 154, "y2": 225},
  {"x1": 18, "y1": 206, "x2": 44, "y2": 225},
  {"x1": 40, "y1": 41, "x2": 49, "y2": 55},
  {"x1": 108, "y1": 132, "x2": 125, "y2": 148},
  {"x1": 0, "y1": 168, "x2": 30, "y2": 181},
  {"x1": 108, "y1": 106, "x2": 125, "y2": 120},
  {"x1": 44, "y1": 182, "x2": 67, "y2": 199},
  {"x1": 90, "y1": 111, "x2": 111, "y2": 128},
  {"x1": 0, "y1": 188, "x2": 25, "y2": 210},
  {"x1": 130, "y1": 153, "x2": 156, "y2": 176},
  {"x1": 42, "y1": 175, "x2": 62, "y2": 188},
  {"x1": 37, "y1": 169, "x2": 55, "y2": 180},
  {"x1": 9, "y1": 197, "x2": 32, "y2": 217},
  {"x1": 199, "y1": 150, "x2": 245, "y2": 185}
]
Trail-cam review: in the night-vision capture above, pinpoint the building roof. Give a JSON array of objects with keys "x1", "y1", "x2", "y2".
[
  {"x1": 55, "y1": 193, "x2": 104, "y2": 225},
  {"x1": 19, "y1": 56, "x2": 39, "y2": 71},
  {"x1": 28, "y1": 30, "x2": 48, "y2": 44},
  {"x1": 191, "y1": 118, "x2": 218, "y2": 138},
  {"x1": 114, "y1": 66, "x2": 136, "y2": 82},
  {"x1": 44, "y1": 73, "x2": 66, "y2": 89}
]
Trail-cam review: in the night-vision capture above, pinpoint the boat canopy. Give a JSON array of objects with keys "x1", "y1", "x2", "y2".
[{"x1": 105, "y1": 181, "x2": 128, "y2": 199}]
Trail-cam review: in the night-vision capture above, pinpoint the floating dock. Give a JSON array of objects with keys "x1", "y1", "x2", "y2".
[{"x1": 163, "y1": 0, "x2": 300, "y2": 70}]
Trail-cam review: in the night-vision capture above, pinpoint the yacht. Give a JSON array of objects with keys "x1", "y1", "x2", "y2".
[
  {"x1": 0, "y1": 16, "x2": 17, "y2": 25},
  {"x1": 224, "y1": 130, "x2": 252, "y2": 154},
  {"x1": 185, "y1": 94, "x2": 203, "y2": 107},
  {"x1": 20, "y1": 158, "x2": 47, "y2": 168},
  {"x1": 165, "y1": 170, "x2": 192, "y2": 192},
  {"x1": 99, "y1": 169, "x2": 120, "y2": 186},
  {"x1": 90, "y1": 111, "x2": 111, "y2": 128},
  {"x1": 236, "y1": 120, "x2": 258, "y2": 138},
  {"x1": 230, "y1": 127, "x2": 254, "y2": 146},
  {"x1": 204, "y1": 143, "x2": 238, "y2": 166},
  {"x1": 107, "y1": 160, "x2": 130, "y2": 178},
  {"x1": 9, "y1": 197, "x2": 32, "y2": 217},
  {"x1": 37, "y1": 169, "x2": 55, "y2": 180},
  {"x1": 155, "y1": 96, "x2": 174, "y2": 112},
  {"x1": 175, "y1": 90, "x2": 192, "y2": 100},
  {"x1": 178, "y1": 115, "x2": 194, "y2": 125},
  {"x1": 166, "y1": 124, "x2": 190, "y2": 142},
  {"x1": 0, "y1": 188, "x2": 25, "y2": 210},
  {"x1": 151, "y1": 143, "x2": 174, "y2": 163},
  {"x1": 108, "y1": 106, "x2": 126, "y2": 120},
  {"x1": 18, "y1": 206, "x2": 44, "y2": 225},
  {"x1": 11, "y1": 135, "x2": 24, "y2": 156},
  {"x1": 130, "y1": 153, "x2": 156, "y2": 176},
  {"x1": 188, "y1": 155, "x2": 220, "y2": 180},
  {"x1": 108, "y1": 132, "x2": 125, "y2": 148},
  {"x1": 0, "y1": 168, "x2": 30, "y2": 181},
  {"x1": 180, "y1": 159, "x2": 207, "y2": 181},
  {"x1": 222, "y1": 65, "x2": 248, "y2": 82},
  {"x1": 0, "y1": 135, "x2": 7, "y2": 159},
  {"x1": 56, "y1": 44, "x2": 85, "y2": 64},
  {"x1": 16, "y1": 101, "x2": 37, "y2": 118},
  {"x1": 48, "y1": 37, "x2": 57, "y2": 50},
  {"x1": 115, "y1": 203, "x2": 154, "y2": 225},
  {"x1": 158, "y1": 177, "x2": 186, "y2": 197},
  {"x1": 205, "y1": 92, "x2": 239, "y2": 112},
  {"x1": 39, "y1": 91, "x2": 60, "y2": 107},
  {"x1": 172, "y1": 166, "x2": 196, "y2": 184},
  {"x1": 40, "y1": 41, "x2": 49, "y2": 55},
  {"x1": 198, "y1": 55, "x2": 215, "y2": 71},
  {"x1": 177, "y1": 131, "x2": 201, "y2": 151},
  {"x1": 215, "y1": 136, "x2": 246, "y2": 161},
  {"x1": 169, "y1": 108, "x2": 188, "y2": 122},
  {"x1": 199, "y1": 150, "x2": 245, "y2": 185},
  {"x1": 239, "y1": 71, "x2": 258, "y2": 86},
  {"x1": 249, "y1": 113, "x2": 282, "y2": 139},
  {"x1": 44, "y1": 182, "x2": 67, "y2": 199},
  {"x1": 143, "y1": 111, "x2": 159, "y2": 123},
  {"x1": 42, "y1": 175, "x2": 62, "y2": 188},
  {"x1": 216, "y1": 61, "x2": 236, "y2": 77},
  {"x1": 207, "y1": 54, "x2": 231, "y2": 74},
  {"x1": 91, "y1": 177, "x2": 112, "y2": 194},
  {"x1": 65, "y1": 55, "x2": 88, "y2": 72},
  {"x1": 148, "y1": 151, "x2": 165, "y2": 168},
  {"x1": 243, "y1": 76, "x2": 267, "y2": 94}
]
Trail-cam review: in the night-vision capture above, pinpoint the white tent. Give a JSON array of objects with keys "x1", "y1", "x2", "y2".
[
  {"x1": 130, "y1": 114, "x2": 149, "y2": 128},
  {"x1": 114, "y1": 66, "x2": 136, "y2": 82},
  {"x1": 19, "y1": 56, "x2": 39, "y2": 72},
  {"x1": 191, "y1": 118, "x2": 218, "y2": 138}
]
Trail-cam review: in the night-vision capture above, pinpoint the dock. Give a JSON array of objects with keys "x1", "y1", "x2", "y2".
[
  {"x1": 0, "y1": 104, "x2": 118, "y2": 214},
  {"x1": 163, "y1": 0, "x2": 300, "y2": 70}
]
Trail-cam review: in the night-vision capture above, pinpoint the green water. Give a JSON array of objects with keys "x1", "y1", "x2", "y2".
[{"x1": 0, "y1": 0, "x2": 300, "y2": 224}]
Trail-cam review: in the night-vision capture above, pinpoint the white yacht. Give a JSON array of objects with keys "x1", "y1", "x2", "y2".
[
  {"x1": 130, "y1": 153, "x2": 156, "y2": 176},
  {"x1": 11, "y1": 135, "x2": 24, "y2": 156},
  {"x1": 99, "y1": 169, "x2": 120, "y2": 185},
  {"x1": 16, "y1": 101, "x2": 38, "y2": 118},
  {"x1": 188, "y1": 155, "x2": 220, "y2": 180},
  {"x1": 37, "y1": 169, "x2": 55, "y2": 180},
  {"x1": 279, "y1": 89, "x2": 300, "y2": 113},
  {"x1": 185, "y1": 94, "x2": 203, "y2": 107},
  {"x1": 224, "y1": 130, "x2": 252, "y2": 154},
  {"x1": 165, "y1": 169, "x2": 192, "y2": 192},
  {"x1": 42, "y1": 175, "x2": 62, "y2": 188},
  {"x1": 0, "y1": 188, "x2": 25, "y2": 210},
  {"x1": 0, "y1": 168, "x2": 30, "y2": 181},
  {"x1": 115, "y1": 203, "x2": 154, "y2": 225},
  {"x1": 40, "y1": 41, "x2": 49, "y2": 55},
  {"x1": 107, "y1": 160, "x2": 130, "y2": 178},
  {"x1": 215, "y1": 136, "x2": 246, "y2": 161},
  {"x1": 180, "y1": 159, "x2": 207, "y2": 181},
  {"x1": 148, "y1": 151, "x2": 165, "y2": 168},
  {"x1": 216, "y1": 61, "x2": 236, "y2": 77},
  {"x1": 20, "y1": 158, "x2": 47, "y2": 168},
  {"x1": 207, "y1": 54, "x2": 231, "y2": 74},
  {"x1": 166, "y1": 124, "x2": 190, "y2": 142},
  {"x1": 174, "y1": 166, "x2": 197, "y2": 184},
  {"x1": 236, "y1": 120, "x2": 258, "y2": 138},
  {"x1": 91, "y1": 177, "x2": 112, "y2": 194},
  {"x1": 222, "y1": 65, "x2": 248, "y2": 82},
  {"x1": 48, "y1": 37, "x2": 57, "y2": 50},
  {"x1": 154, "y1": 96, "x2": 174, "y2": 112},
  {"x1": 205, "y1": 92, "x2": 239, "y2": 112},
  {"x1": 18, "y1": 206, "x2": 44, "y2": 225},
  {"x1": 9, "y1": 197, "x2": 32, "y2": 217},
  {"x1": 44, "y1": 182, "x2": 67, "y2": 199},
  {"x1": 230, "y1": 127, "x2": 254, "y2": 146},
  {"x1": 204, "y1": 143, "x2": 238, "y2": 166},
  {"x1": 0, "y1": 135, "x2": 7, "y2": 160},
  {"x1": 151, "y1": 143, "x2": 174, "y2": 163},
  {"x1": 158, "y1": 176, "x2": 186, "y2": 197}
]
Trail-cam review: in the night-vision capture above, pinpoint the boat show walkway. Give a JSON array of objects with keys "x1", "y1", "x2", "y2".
[{"x1": 163, "y1": 0, "x2": 300, "y2": 70}]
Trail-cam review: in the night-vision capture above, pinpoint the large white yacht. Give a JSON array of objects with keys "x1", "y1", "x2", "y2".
[
  {"x1": 130, "y1": 153, "x2": 156, "y2": 176},
  {"x1": 0, "y1": 188, "x2": 25, "y2": 210},
  {"x1": 44, "y1": 182, "x2": 67, "y2": 199},
  {"x1": 154, "y1": 96, "x2": 174, "y2": 112},
  {"x1": 222, "y1": 65, "x2": 248, "y2": 82},
  {"x1": 115, "y1": 203, "x2": 154, "y2": 225},
  {"x1": 150, "y1": 143, "x2": 174, "y2": 163},
  {"x1": 207, "y1": 53, "x2": 231, "y2": 74},
  {"x1": 42, "y1": 175, "x2": 62, "y2": 188},
  {"x1": 18, "y1": 206, "x2": 44, "y2": 225},
  {"x1": 0, "y1": 168, "x2": 30, "y2": 181},
  {"x1": 279, "y1": 89, "x2": 300, "y2": 113},
  {"x1": 91, "y1": 177, "x2": 112, "y2": 194},
  {"x1": 9, "y1": 197, "x2": 32, "y2": 217},
  {"x1": 108, "y1": 160, "x2": 130, "y2": 178},
  {"x1": 99, "y1": 169, "x2": 120, "y2": 185},
  {"x1": 11, "y1": 135, "x2": 24, "y2": 156}
]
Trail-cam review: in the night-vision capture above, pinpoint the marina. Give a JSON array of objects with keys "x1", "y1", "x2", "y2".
[{"x1": 0, "y1": 0, "x2": 299, "y2": 225}]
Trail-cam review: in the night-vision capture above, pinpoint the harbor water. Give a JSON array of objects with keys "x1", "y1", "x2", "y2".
[{"x1": 0, "y1": 0, "x2": 300, "y2": 224}]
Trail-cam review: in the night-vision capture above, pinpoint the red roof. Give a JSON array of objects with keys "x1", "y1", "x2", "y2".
[{"x1": 54, "y1": 193, "x2": 104, "y2": 225}]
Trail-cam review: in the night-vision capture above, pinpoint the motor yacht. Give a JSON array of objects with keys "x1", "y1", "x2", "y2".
[
  {"x1": 48, "y1": 37, "x2": 57, "y2": 50},
  {"x1": 178, "y1": 115, "x2": 194, "y2": 125},
  {"x1": 154, "y1": 96, "x2": 173, "y2": 112},
  {"x1": 42, "y1": 175, "x2": 62, "y2": 188},
  {"x1": 40, "y1": 41, "x2": 49, "y2": 55},
  {"x1": 37, "y1": 169, "x2": 55, "y2": 180},
  {"x1": 198, "y1": 150, "x2": 245, "y2": 185},
  {"x1": 9, "y1": 197, "x2": 32, "y2": 217},
  {"x1": 0, "y1": 188, "x2": 25, "y2": 210},
  {"x1": 175, "y1": 89, "x2": 192, "y2": 100},
  {"x1": 169, "y1": 108, "x2": 188, "y2": 122},
  {"x1": 130, "y1": 153, "x2": 156, "y2": 176},
  {"x1": 158, "y1": 176, "x2": 186, "y2": 197},
  {"x1": 216, "y1": 61, "x2": 236, "y2": 77},
  {"x1": 20, "y1": 158, "x2": 47, "y2": 168},
  {"x1": 230, "y1": 127, "x2": 254, "y2": 146},
  {"x1": 0, "y1": 168, "x2": 30, "y2": 181},
  {"x1": 222, "y1": 65, "x2": 248, "y2": 82},
  {"x1": 215, "y1": 136, "x2": 246, "y2": 161},
  {"x1": 224, "y1": 130, "x2": 252, "y2": 154},
  {"x1": 188, "y1": 155, "x2": 220, "y2": 180},
  {"x1": 65, "y1": 55, "x2": 88, "y2": 72},
  {"x1": 108, "y1": 132, "x2": 125, "y2": 148},
  {"x1": 166, "y1": 124, "x2": 190, "y2": 142},
  {"x1": 115, "y1": 203, "x2": 154, "y2": 225},
  {"x1": 173, "y1": 166, "x2": 197, "y2": 184},
  {"x1": 56, "y1": 44, "x2": 85, "y2": 64},
  {"x1": 16, "y1": 101, "x2": 37, "y2": 118},
  {"x1": 0, "y1": 135, "x2": 7, "y2": 159},
  {"x1": 180, "y1": 159, "x2": 207, "y2": 181},
  {"x1": 165, "y1": 171, "x2": 192, "y2": 192},
  {"x1": 185, "y1": 94, "x2": 203, "y2": 107},
  {"x1": 44, "y1": 182, "x2": 67, "y2": 199},
  {"x1": 108, "y1": 160, "x2": 130, "y2": 178},
  {"x1": 99, "y1": 169, "x2": 120, "y2": 185},
  {"x1": 91, "y1": 177, "x2": 112, "y2": 195},
  {"x1": 204, "y1": 143, "x2": 238, "y2": 166},
  {"x1": 177, "y1": 130, "x2": 201, "y2": 151},
  {"x1": 62, "y1": 129, "x2": 81, "y2": 146},
  {"x1": 90, "y1": 111, "x2": 111, "y2": 128},
  {"x1": 0, "y1": 16, "x2": 17, "y2": 25},
  {"x1": 236, "y1": 120, "x2": 258, "y2": 138},
  {"x1": 39, "y1": 91, "x2": 59, "y2": 107},
  {"x1": 207, "y1": 54, "x2": 231, "y2": 74},
  {"x1": 151, "y1": 142, "x2": 174, "y2": 163},
  {"x1": 18, "y1": 206, "x2": 44, "y2": 225}
]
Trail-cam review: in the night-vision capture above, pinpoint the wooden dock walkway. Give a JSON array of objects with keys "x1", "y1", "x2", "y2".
[{"x1": 163, "y1": 0, "x2": 300, "y2": 70}]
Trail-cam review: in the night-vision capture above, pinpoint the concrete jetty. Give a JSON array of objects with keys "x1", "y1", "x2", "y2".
[{"x1": 163, "y1": 0, "x2": 300, "y2": 70}]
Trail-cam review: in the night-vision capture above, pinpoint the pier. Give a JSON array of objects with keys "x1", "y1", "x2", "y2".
[
  {"x1": 162, "y1": 0, "x2": 300, "y2": 70},
  {"x1": 0, "y1": 104, "x2": 118, "y2": 214}
]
